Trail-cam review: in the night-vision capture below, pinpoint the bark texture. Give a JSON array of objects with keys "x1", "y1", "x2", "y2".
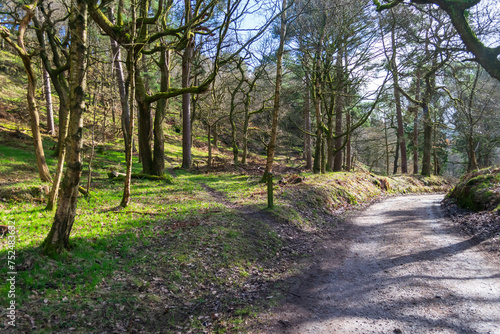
[
  {"x1": 181, "y1": 2, "x2": 194, "y2": 169},
  {"x1": 43, "y1": 0, "x2": 87, "y2": 255},
  {"x1": 153, "y1": 49, "x2": 170, "y2": 176}
]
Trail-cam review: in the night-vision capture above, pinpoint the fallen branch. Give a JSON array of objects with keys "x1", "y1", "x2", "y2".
[
  {"x1": 79, "y1": 186, "x2": 90, "y2": 198},
  {"x1": 107, "y1": 171, "x2": 173, "y2": 183}
]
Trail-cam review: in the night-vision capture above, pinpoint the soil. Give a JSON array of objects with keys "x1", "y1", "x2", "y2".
[{"x1": 256, "y1": 194, "x2": 500, "y2": 333}]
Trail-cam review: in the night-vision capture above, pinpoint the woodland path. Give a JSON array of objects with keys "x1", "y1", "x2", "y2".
[{"x1": 259, "y1": 194, "x2": 500, "y2": 333}]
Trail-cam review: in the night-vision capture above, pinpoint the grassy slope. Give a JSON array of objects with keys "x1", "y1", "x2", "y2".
[{"x1": 0, "y1": 50, "x2": 451, "y2": 332}]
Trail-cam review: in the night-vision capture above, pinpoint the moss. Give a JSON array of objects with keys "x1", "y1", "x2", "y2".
[{"x1": 448, "y1": 166, "x2": 500, "y2": 212}]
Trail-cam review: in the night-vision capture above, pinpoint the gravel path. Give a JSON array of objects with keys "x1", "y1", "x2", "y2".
[{"x1": 261, "y1": 194, "x2": 500, "y2": 333}]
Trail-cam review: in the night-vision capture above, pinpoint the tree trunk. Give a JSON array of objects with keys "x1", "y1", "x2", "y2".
[
  {"x1": 229, "y1": 74, "x2": 244, "y2": 165},
  {"x1": 136, "y1": 74, "x2": 153, "y2": 174},
  {"x1": 42, "y1": 65, "x2": 55, "y2": 136},
  {"x1": 313, "y1": 126, "x2": 322, "y2": 173},
  {"x1": 391, "y1": 24, "x2": 407, "y2": 174},
  {"x1": 421, "y1": 104, "x2": 432, "y2": 176},
  {"x1": 413, "y1": 69, "x2": 421, "y2": 174},
  {"x1": 312, "y1": 30, "x2": 324, "y2": 174},
  {"x1": 346, "y1": 108, "x2": 352, "y2": 171},
  {"x1": 181, "y1": 2, "x2": 194, "y2": 169},
  {"x1": 120, "y1": 0, "x2": 136, "y2": 208},
  {"x1": 213, "y1": 123, "x2": 218, "y2": 149},
  {"x1": 333, "y1": 49, "x2": 343, "y2": 172},
  {"x1": 26, "y1": 59, "x2": 52, "y2": 182},
  {"x1": 242, "y1": 111, "x2": 249, "y2": 165},
  {"x1": 262, "y1": 0, "x2": 287, "y2": 183},
  {"x1": 42, "y1": 0, "x2": 87, "y2": 255},
  {"x1": 326, "y1": 110, "x2": 334, "y2": 171},
  {"x1": 304, "y1": 77, "x2": 312, "y2": 170},
  {"x1": 385, "y1": 117, "x2": 390, "y2": 175},
  {"x1": 321, "y1": 136, "x2": 326, "y2": 174},
  {"x1": 393, "y1": 136, "x2": 399, "y2": 174},
  {"x1": 43, "y1": 73, "x2": 70, "y2": 210},
  {"x1": 108, "y1": 13, "x2": 131, "y2": 152},
  {"x1": 207, "y1": 123, "x2": 212, "y2": 167},
  {"x1": 191, "y1": 75, "x2": 198, "y2": 143},
  {"x1": 152, "y1": 49, "x2": 170, "y2": 176},
  {"x1": 32, "y1": 19, "x2": 70, "y2": 159},
  {"x1": 412, "y1": 109, "x2": 419, "y2": 174},
  {"x1": 467, "y1": 135, "x2": 478, "y2": 171}
]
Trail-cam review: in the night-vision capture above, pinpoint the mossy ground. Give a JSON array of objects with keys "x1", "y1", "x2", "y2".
[{"x1": 448, "y1": 167, "x2": 500, "y2": 212}]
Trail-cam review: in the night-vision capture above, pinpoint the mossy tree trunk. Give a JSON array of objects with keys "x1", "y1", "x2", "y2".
[
  {"x1": 136, "y1": 75, "x2": 154, "y2": 174},
  {"x1": 153, "y1": 48, "x2": 171, "y2": 176},
  {"x1": 421, "y1": 105, "x2": 433, "y2": 176},
  {"x1": 304, "y1": 76, "x2": 312, "y2": 170},
  {"x1": 42, "y1": 0, "x2": 87, "y2": 255},
  {"x1": 181, "y1": 1, "x2": 194, "y2": 169},
  {"x1": 333, "y1": 48, "x2": 344, "y2": 172}
]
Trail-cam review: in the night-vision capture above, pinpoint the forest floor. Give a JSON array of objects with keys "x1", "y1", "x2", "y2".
[{"x1": 253, "y1": 194, "x2": 500, "y2": 333}]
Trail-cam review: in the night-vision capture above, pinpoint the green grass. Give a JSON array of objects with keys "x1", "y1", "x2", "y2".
[
  {"x1": 0, "y1": 168, "x2": 285, "y2": 332},
  {"x1": 0, "y1": 129, "x2": 289, "y2": 332}
]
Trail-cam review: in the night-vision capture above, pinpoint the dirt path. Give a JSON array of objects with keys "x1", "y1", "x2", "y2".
[{"x1": 260, "y1": 194, "x2": 500, "y2": 333}]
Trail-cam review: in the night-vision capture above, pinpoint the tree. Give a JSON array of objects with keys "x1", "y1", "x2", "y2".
[
  {"x1": 373, "y1": 0, "x2": 500, "y2": 82},
  {"x1": 0, "y1": 0, "x2": 52, "y2": 183},
  {"x1": 388, "y1": 10, "x2": 408, "y2": 173},
  {"x1": 42, "y1": 0, "x2": 88, "y2": 255},
  {"x1": 227, "y1": 57, "x2": 246, "y2": 164},
  {"x1": 181, "y1": 0, "x2": 195, "y2": 169},
  {"x1": 42, "y1": 65, "x2": 55, "y2": 136},
  {"x1": 381, "y1": 5, "x2": 453, "y2": 176},
  {"x1": 33, "y1": 1, "x2": 72, "y2": 209},
  {"x1": 262, "y1": 0, "x2": 288, "y2": 182},
  {"x1": 445, "y1": 64, "x2": 500, "y2": 171},
  {"x1": 289, "y1": 0, "x2": 380, "y2": 173}
]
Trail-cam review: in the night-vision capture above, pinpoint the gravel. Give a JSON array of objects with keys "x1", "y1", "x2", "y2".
[{"x1": 258, "y1": 194, "x2": 500, "y2": 333}]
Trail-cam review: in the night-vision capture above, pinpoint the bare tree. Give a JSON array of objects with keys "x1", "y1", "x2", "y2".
[
  {"x1": 0, "y1": 1, "x2": 52, "y2": 183},
  {"x1": 262, "y1": 0, "x2": 288, "y2": 182},
  {"x1": 374, "y1": 0, "x2": 500, "y2": 82}
]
